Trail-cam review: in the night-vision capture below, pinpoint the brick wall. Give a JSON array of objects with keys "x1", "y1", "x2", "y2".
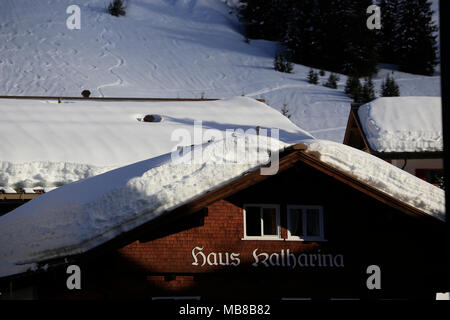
[
  {"x1": 119, "y1": 199, "x2": 326, "y2": 274},
  {"x1": 104, "y1": 162, "x2": 446, "y2": 298}
]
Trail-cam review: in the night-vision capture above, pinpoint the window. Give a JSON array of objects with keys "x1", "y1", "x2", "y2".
[
  {"x1": 243, "y1": 204, "x2": 281, "y2": 240},
  {"x1": 287, "y1": 206, "x2": 325, "y2": 241}
]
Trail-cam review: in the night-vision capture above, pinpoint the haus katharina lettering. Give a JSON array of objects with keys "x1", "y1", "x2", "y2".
[{"x1": 192, "y1": 247, "x2": 344, "y2": 268}]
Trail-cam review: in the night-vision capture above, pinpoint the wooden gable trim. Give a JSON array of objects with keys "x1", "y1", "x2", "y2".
[
  {"x1": 343, "y1": 108, "x2": 372, "y2": 154},
  {"x1": 343, "y1": 108, "x2": 356, "y2": 145},
  {"x1": 82, "y1": 146, "x2": 442, "y2": 257},
  {"x1": 295, "y1": 151, "x2": 441, "y2": 222},
  {"x1": 0, "y1": 193, "x2": 40, "y2": 201}
]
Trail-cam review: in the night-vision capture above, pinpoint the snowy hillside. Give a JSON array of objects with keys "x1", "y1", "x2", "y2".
[{"x1": 0, "y1": 0, "x2": 441, "y2": 142}]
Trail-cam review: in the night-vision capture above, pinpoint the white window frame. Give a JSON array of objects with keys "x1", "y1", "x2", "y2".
[
  {"x1": 286, "y1": 205, "x2": 325, "y2": 242},
  {"x1": 242, "y1": 204, "x2": 282, "y2": 240}
]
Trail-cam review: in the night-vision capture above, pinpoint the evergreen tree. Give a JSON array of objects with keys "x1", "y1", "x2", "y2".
[
  {"x1": 345, "y1": 75, "x2": 363, "y2": 102},
  {"x1": 282, "y1": 0, "x2": 377, "y2": 76},
  {"x1": 307, "y1": 68, "x2": 319, "y2": 84},
  {"x1": 381, "y1": 73, "x2": 400, "y2": 96},
  {"x1": 397, "y1": 0, "x2": 438, "y2": 75},
  {"x1": 274, "y1": 52, "x2": 293, "y2": 73},
  {"x1": 283, "y1": 0, "x2": 322, "y2": 69},
  {"x1": 323, "y1": 73, "x2": 340, "y2": 89},
  {"x1": 238, "y1": 0, "x2": 290, "y2": 40},
  {"x1": 378, "y1": 0, "x2": 401, "y2": 65},
  {"x1": 361, "y1": 77, "x2": 376, "y2": 103},
  {"x1": 342, "y1": 0, "x2": 379, "y2": 76}
]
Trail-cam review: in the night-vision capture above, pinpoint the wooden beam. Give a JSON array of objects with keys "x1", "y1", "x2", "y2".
[
  {"x1": 289, "y1": 144, "x2": 308, "y2": 151},
  {"x1": 0, "y1": 193, "x2": 40, "y2": 200},
  {"x1": 347, "y1": 110, "x2": 372, "y2": 153},
  {"x1": 296, "y1": 151, "x2": 441, "y2": 222}
]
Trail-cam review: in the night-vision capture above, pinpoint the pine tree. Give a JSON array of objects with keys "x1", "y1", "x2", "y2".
[
  {"x1": 341, "y1": 0, "x2": 379, "y2": 76},
  {"x1": 274, "y1": 52, "x2": 293, "y2": 73},
  {"x1": 307, "y1": 69, "x2": 319, "y2": 84},
  {"x1": 397, "y1": 0, "x2": 438, "y2": 75},
  {"x1": 378, "y1": 0, "x2": 401, "y2": 65},
  {"x1": 323, "y1": 73, "x2": 340, "y2": 89},
  {"x1": 283, "y1": 0, "x2": 378, "y2": 76},
  {"x1": 238, "y1": 0, "x2": 290, "y2": 40},
  {"x1": 283, "y1": 0, "x2": 322, "y2": 69},
  {"x1": 381, "y1": 73, "x2": 400, "y2": 96},
  {"x1": 361, "y1": 77, "x2": 376, "y2": 103},
  {"x1": 345, "y1": 75, "x2": 363, "y2": 102}
]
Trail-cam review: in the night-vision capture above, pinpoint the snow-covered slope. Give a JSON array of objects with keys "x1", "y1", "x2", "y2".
[
  {"x1": 358, "y1": 97, "x2": 442, "y2": 153},
  {"x1": 0, "y1": 96, "x2": 311, "y2": 187},
  {"x1": 0, "y1": 0, "x2": 441, "y2": 142}
]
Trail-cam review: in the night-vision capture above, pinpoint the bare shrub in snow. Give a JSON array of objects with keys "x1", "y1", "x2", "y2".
[{"x1": 281, "y1": 104, "x2": 291, "y2": 119}]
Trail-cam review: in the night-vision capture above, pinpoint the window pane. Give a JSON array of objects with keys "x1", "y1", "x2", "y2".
[
  {"x1": 262, "y1": 208, "x2": 277, "y2": 235},
  {"x1": 306, "y1": 209, "x2": 320, "y2": 237},
  {"x1": 289, "y1": 209, "x2": 303, "y2": 237},
  {"x1": 245, "y1": 207, "x2": 261, "y2": 236}
]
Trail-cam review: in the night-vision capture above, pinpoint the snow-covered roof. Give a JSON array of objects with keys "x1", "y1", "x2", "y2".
[
  {"x1": 0, "y1": 135, "x2": 444, "y2": 279},
  {"x1": 0, "y1": 134, "x2": 287, "y2": 278},
  {"x1": 0, "y1": 187, "x2": 16, "y2": 194},
  {"x1": 357, "y1": 97, "x2": 442, "y2": 153},
  {"x1": 0, "y1": 97, "x2": 312, "y2": 188},
  {"x1": 303, "y1": 140, "x2": 445, "y2": 221}
]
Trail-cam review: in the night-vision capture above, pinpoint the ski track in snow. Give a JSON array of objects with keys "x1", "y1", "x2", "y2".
[
  {"x1": 309, "y1": 127, "x2": 347, "y2": 134},
  {"x1": 0, "y1": 0, "x2": 441, "y2": 143},
  {"x1": 96, "y1": 15, "x2": 126, "y2": 97},
  {"x1": 246, "y1": 83, "x2": 310, "y2": 97}
]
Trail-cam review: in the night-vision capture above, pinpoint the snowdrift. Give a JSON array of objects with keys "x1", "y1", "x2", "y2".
[
  {"x1": 358, "y1": 97, "x2": 442, "y2": 153},
  {"x1": 0, "y1": 136, "x2": 445, "y2": 278},
  {"x1": 0, "y1": 96, "x2": 312, "y2": 187}
]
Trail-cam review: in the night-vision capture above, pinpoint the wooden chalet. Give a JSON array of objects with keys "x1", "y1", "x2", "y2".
[
  {"x1": 0, "y1": 144, "x2": 447, "y2": 300},
  {"x1": 344, "y1": 103, "x2": 443, "y2": 185}
]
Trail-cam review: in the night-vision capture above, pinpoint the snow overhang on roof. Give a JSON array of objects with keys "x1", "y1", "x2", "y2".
[
  {"x1": 0, "y1": 137, "x2": 445, "y2": 280},
  {"x1": 356, "y1": 97, "x2": 443, "y2": 154},
  {"x1": 0, "y1": 96, "x2": 313, "y2": 189}
]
